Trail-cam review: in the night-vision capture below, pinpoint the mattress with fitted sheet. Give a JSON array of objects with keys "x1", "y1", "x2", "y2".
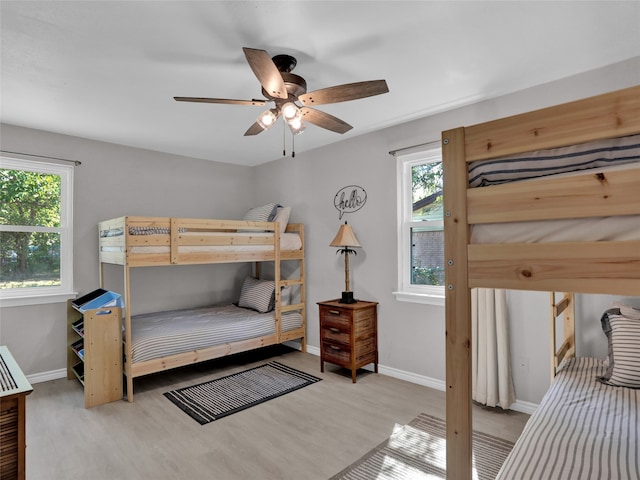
[
  {"x1": 471, "y1": 161, "x2": 640, "y2": 244},
  {"x1": 127, "y1": 303, "x2": 303, "y2": 363},
  {"x1": 101, "y1": 231, "x2": 302, "y2": 253},
  {"x1": 496, "y1": 357, "x2": 639, "y2": 479}
]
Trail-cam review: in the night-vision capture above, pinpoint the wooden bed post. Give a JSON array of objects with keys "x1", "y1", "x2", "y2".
[
  {"x1": 442, "y1": 127, "x2": 473, "y2": 480},
  {"x1": 124, "y1": 264, "x2": 133, "y2": 402},
  {"x1": 274, "y1": 226, "x2": 282, "y2": 339}
]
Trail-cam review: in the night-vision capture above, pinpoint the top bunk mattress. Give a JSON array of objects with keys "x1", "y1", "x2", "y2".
[
  {"x1": 101, "y1": 231, "x2": 302, "y2": 253},
  {"x1": 470, "y1": 161, "x2": 640, "y2": 244},
  {"x1": 496, "y1": 357, "x2": 639, "y2": 479}
]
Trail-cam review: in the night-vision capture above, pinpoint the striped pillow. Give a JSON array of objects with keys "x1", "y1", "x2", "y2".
[
  {"x1": 238, "y1": 277, "x2": 275, "y2": 313},
  {"x1": 598, "y1": 310, "x2": 640, "y2": 388},
  {"x1": 242, "y1": 203, "x2": 280, "y2": 222}
]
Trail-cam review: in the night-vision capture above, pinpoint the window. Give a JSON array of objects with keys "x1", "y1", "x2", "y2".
[
  {"x1": 394, "y1": 145, "x2": 445, "y2": 305},
  {"x1": 0, "y1": 156, "x2": 74, "y2": 306}
]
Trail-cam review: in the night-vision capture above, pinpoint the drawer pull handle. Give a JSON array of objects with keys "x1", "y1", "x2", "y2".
[
  {"x1": 329, "y1": 310, "x2": 341, "y2": 315},
  {"x1": 329, "y1": 345, "x2": 342, "y2": 351},
  {"x1": 329, "y1": 327, "x2": 341, "y2": 334}
]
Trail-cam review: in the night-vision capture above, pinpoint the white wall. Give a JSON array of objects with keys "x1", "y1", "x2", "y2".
[
  {"x1": 1, "y1": 57, "x2": 638, "y2": 403},
  {"x1": 254, "y1": 57, "x2": 640, "y2": 404}
]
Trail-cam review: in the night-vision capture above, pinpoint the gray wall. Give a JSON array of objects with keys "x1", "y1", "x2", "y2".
[
  {"x1": 1, "y1": 57, "x2": 638, "y2": 404},
  {"x1": 0, "y1": 126, "x2": 255, "y2": 375},
  {"x1": 253, "y1": 57, "x2": 640, "y2": 404}
]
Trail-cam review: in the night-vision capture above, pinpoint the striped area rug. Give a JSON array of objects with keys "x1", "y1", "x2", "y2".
[
  {"x1": 164, "y1": 361, "x2": 320, "y2": 425},
  {"x1": 330, "y1": 413, "x2": 514, "y2": 480}
]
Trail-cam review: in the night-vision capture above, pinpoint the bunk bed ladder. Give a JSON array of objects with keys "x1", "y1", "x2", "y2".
[{"x1": 549, "y1": 292, "x2": 575, "y2": 381}]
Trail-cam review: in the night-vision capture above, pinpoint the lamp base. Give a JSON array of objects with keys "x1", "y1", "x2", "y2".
[{"x1": 339, "y1": 291, "x2": 357, "y2": 304}]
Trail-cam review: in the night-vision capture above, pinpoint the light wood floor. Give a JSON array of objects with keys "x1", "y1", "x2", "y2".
[{"x1": 26, "y1": 346, "x2": 530, "y2": 479}]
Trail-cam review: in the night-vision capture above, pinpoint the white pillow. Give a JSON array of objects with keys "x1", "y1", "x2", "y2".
[
  {"x1": 273, "y1": 206, "x2": 291, "y2": 234},
  {"x1": 237, "y1": 277, "x2": 275, "y2": 313},
  {"x1": 613, "y1": 302, "x2": 640, "y2": 320}
]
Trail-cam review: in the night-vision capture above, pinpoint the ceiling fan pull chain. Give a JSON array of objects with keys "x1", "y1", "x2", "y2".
[
  {"x1": 292, "y1": 132, "x2": 296, "y2": 158},
  {"x1": 282, "y1": 122, "x2": 286, "y2": 157}
]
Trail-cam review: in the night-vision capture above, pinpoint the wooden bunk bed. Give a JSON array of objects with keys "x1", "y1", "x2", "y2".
[
  {"x1": 441, "y1": 85, "x2": 640, "y2": 479},
  {"x1": 98, "y1": 215, "x2": 306, "y2": 402}
]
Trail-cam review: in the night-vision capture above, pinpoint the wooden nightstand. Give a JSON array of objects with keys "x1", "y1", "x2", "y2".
[{"x1": 317, "y1": 299, "x2": 378, "y2": 383}]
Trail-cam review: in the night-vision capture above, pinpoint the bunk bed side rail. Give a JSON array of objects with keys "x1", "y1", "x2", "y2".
[
  {"x1": 467, "y1": 167, "x2": 640, "y2": 224},
  {"x1": 468, "y1": 240, "x2": 640, "y2": 295},
  {"x1": 464, "y1": 85, "x2": 640, "y2": 162}
]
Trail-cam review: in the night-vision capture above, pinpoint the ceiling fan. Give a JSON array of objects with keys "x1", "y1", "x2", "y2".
[{"x1": 174, "y1": 47, "x2": 389, "y2": 137}]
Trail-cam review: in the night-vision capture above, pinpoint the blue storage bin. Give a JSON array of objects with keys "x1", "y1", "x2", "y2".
[{"x1": 72, "y1": 288, "x2": 124, "y2": 313}]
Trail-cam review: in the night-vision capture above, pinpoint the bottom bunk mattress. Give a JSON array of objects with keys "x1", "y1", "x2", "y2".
[
  {"x1": 496, "y1": 357, "x2": 639, "y2": 479},
  {"x1": 127, "y1": 304, "x2": 303, "y2": 364}
]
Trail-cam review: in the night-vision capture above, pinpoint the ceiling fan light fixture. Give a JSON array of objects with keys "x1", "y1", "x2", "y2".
[
  {"x1": 288, "y1": 117, "x2": 306, "y2": 135},
  {"x1": 281, "y1": 102, "x2": 299, "y2": 121},
  {"x1": 257, "y1": 108, "x2": 278, "y2": 130}
]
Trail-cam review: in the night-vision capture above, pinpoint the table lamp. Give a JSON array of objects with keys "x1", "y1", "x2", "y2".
[{"x1": 330, "y1": 221, "x2": 362, "y2": 304}]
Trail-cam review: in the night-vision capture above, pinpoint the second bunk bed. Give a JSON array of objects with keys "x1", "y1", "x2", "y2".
[
  {"x1": 98, "y1": 208, "x2": 306, "y2": 402},
  {"x1": 441, "y1": 85, "x2": 640, "y2": 479}
]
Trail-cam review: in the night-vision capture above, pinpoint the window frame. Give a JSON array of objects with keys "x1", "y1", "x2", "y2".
[
  {"x1": 0, "y1": 156, "x2": 75, "y2": 307},
  {"x1": 393, "y1": 146, "x2": 445, "y2": 306}
]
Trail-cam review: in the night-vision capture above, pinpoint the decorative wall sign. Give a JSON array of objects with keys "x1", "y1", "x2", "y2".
[{"x1": 334, "y1": 185, "x2": 367, "y2": 219}]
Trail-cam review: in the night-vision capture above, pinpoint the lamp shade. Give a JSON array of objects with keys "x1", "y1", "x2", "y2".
[{"x1": 330, "y1": 222, "x2": 361, "y2": 248}]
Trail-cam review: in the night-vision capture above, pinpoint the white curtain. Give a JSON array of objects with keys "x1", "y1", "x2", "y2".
[{"x1": 472, "y1": 288, "x2": 516, "y2": 409}]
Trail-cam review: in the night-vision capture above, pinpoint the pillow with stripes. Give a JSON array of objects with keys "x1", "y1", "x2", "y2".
[
  {"x1": 242, "y1": 203, "x2": 280, "y2": 223},
  {"x1": 598, "y1": 310, "x2": 640, "y2": 388},
  {"x1": 238, "y1": 277, "x2": 275, "y2": 313}
]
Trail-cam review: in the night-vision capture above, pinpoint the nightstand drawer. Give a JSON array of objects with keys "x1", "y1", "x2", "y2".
[
  {"x1": 321, "y1": 342, "x2": 351, "y2": 365},
  {"x1": 321, "y1": 324, "x2": 350, "y2": 344},
  {"x1": 319, "y1": 306, "x2": 352, "y2": 330}
]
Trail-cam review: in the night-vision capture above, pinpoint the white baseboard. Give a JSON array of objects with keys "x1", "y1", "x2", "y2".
[
  {"x1": 508, "y1": 399, "x2": 538, "y2": 415},
  {"x1": 28, "y1": 345, "x2": 540, "y2": 414},
  {"x1": 27, "y1": 368, "x2": 66, "y2": 384},
  {"x1": 303, "y1": 344, "x2": 320, "y2": 356},
  {"x1": 298, "y1": 344, "x2": 538, "y2": 414}
]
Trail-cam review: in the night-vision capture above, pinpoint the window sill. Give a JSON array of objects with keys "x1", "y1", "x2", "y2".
[
  {"x1": 0, "y1": 291, "x2": 77, "y2": 308},
  {"x1": 393, "y1": 290, "x2": 445, "y2": 306}
]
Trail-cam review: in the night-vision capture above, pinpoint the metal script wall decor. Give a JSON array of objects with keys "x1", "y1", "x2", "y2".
[{"x1": 334, "y1": 185, "x2": 367, "y2": 220}]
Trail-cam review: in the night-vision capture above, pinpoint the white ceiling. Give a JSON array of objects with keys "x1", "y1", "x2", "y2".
[{"x1": 2, "y1": 1, "x2": 639, "y2": 167}]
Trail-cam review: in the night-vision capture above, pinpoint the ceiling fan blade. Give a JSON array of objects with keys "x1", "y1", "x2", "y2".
[
  {"x1": 242, "y1": 47, "x2": 288, "y2": 100},
  {"x1": 298, "y1": 80, "x2": 389, "y2": 106},
  {"x1": 244, "y1": 121, "x2": 265, "y2": 136},
  {"x1": 300, "y1": 107, "x2": 353, "y2": 134},
  {"x1": 174, "y1": 97, "x2": 266, "y2": 106}
]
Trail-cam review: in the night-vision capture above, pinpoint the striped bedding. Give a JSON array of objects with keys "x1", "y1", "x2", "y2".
[
  {"x1": 496, "y1": 357, "x2": 639, "y2": 479},
  {"x1": 127, "y1": 304, "x2": 303, "y2": 363},
  {"x1": 468, "y1": 133, "x2": 640, "y2": 187}
]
